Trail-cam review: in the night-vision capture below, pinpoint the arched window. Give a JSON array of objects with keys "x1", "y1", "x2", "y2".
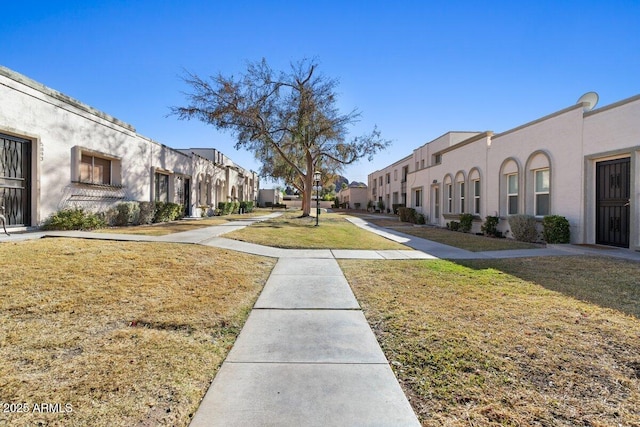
[
  {"x1": 443, "y1": 174, "x2": 453, "y2": 214},
  {"x1": 525, "y1": 151, "x2": 552, "y2": 216},
  {"x1": 469, "y1": 168, "x2": 482, "y2": 215},
  {"x1": 455, "y1": 171, "x2": 466, "y2": 214},
  {"x1": 499, "y1": 158, "x2": 522, "y2": 216}
]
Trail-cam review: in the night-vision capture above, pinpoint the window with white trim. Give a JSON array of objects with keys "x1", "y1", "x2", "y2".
[
  {"x1": 459, "y1": 182, "x2": 465, "y2": 213},
  {"x1": 434, "y1": 187, "x2": 440, "y2": 219},
  {"x1": 535, "y1": 169, "x2": 550, "y2": 216},
  {"x1": 473, "y1": 179, "x2": 481, "y2": 215},
  {"x1": 507, "y1": 173, "x2": 518, "y2": 215},
  {"x1": 446, "y1": 183, "x2": 453, "y2": 213}
]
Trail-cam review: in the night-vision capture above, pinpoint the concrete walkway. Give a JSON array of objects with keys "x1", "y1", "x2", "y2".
[{"x1": 189, "y1": 256, "x2": 421, "y2": 426}]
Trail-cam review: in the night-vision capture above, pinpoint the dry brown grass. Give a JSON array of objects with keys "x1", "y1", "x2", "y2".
[
  {"x1": 97, "y1": 212, "x2": 266, "y2": 236},
  {"x1": 361, "y1": 216, "x2": 542, "y2": 251},
  {"x1": 0, "y1": 238, "x2": 275, "y2": 427},
  {"x1": 340, "y1": 256, "x2": 640, "y2": 426},
  {"x1": 225, "y1": 210, "x2": 409, "y2": 250}
]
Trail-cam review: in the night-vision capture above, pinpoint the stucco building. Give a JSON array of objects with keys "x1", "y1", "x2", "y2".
[
  {"x1": 369, "y1": 94, "x2": 640, "y2": 250},
  {"x1": 0, "y1": 66, "x2": 258, "y2": 230}
]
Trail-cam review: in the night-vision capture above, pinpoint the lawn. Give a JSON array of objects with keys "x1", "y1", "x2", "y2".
[
  {"x1": 97, "y1": 211, "x2": 269, "y2": 236},
  {"x1": 224, "y1": 210, "x2": 410, "y2": 250},
  {"x1": 340, "y1": 256, "x2": 640, "y2": 426},
  {"x1": 361, "y1": 216, "x2": 542, "y2": 251},
  {"x1": 0, "y1": 238, "x2": 275, "y2": 427}
]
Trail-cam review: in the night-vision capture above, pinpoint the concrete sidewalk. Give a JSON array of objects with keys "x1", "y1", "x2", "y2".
[{"x1": 189, "y1": 257, "x2": 421, "y2": 426}]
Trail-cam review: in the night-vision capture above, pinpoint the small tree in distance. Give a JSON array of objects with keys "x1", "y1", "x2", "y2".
[{"x1": 171, "y1": 58, "x2": 390, "y2": 217}]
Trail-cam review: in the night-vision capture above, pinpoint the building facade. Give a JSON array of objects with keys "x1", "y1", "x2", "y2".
[
  {"x1": 369, "y1": 95, "x2": 640, "y2": 250},
  {"x1": 0, "y1": 66, "x2": 258, "y2": 230}
]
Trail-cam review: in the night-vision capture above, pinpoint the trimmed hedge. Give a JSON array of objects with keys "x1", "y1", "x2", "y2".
[
  {"x1": 41, "y1": 207, "x2": 106, "y2": 231},
  {"x1": 239, "y1": 201, "x2": 254, "y2": 213},
  {"x1": 543, "y1": 215, "x2": 571, "y2": 243},
  {"x1": 154, "y1": 202, "x2": 184, "y2": 223}
]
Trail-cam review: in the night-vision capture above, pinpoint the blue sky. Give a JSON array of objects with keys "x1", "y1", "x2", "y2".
[{"x1": 3, "y1": 1, "x2": 639, "y2": 185}]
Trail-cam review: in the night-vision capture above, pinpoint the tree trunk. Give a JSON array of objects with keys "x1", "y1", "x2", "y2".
[{"x1": 301, "y1": 156, "x2": 314, "y2": 217}]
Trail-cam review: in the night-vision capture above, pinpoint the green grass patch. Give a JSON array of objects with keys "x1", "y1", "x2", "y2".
[
  {"x1": 224, "y1": 210, "x2": 409, "y2": 250},
  {"x1": 340, "y1": 256, "x2": 640, "y2": 426}
]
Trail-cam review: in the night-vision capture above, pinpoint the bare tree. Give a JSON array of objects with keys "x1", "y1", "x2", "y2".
[{"x1": 171, "y1": 58, "x2": 390, "y2": 216}]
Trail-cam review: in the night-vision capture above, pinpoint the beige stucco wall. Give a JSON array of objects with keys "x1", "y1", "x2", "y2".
[{"x1": 368, "y1": 97, "x2": 639, "y2": 248}]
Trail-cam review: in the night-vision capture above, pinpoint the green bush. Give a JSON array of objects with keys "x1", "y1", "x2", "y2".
[
  {"x1": 398, "y1": 207, "x2": 417, "y2": 223},
  {"x1": 448, "y1": 220, "x2": 460, "y2": 231},
  {"x1": 481, "y1": 215, "x2": 500, "y2": 237},
  {"x1": 392, "y1": 204, "x2": 405, "y2": 215},
  {"x1": 508, "y1": 214, "x2": 539, "y2": 242},
  {"x1": 218, "y1": 201, "x2": 235, "y2": 215},
  {"x1": 239, "y1": 201, "x2": 254, "y2": 213},
  {"x1": 416, "y1": 213, "x2": 426, "y2": 225},
  {"x1": 458, "y1": 213, "x2": 474, "y2": 233},
  {"x1": 115, "y1": 202, "x2": 140, "y2": 226},
  {"x1": 138, "y1": 201, "x2": 155, "y2": 224},
  {"x1": 41, "y1": 207, "x2": 106, "y2": 231},
  {"x1": 154, "y1": 202, "x2": 184, "y2": 223},
  {"x1": 543, "y1": 215, "x2": 571, "y2": 243}
]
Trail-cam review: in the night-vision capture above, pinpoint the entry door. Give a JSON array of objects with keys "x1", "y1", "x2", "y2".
[
  {"x1": 596, "y1": 158, "x2": 630, "y2": 247},
  {"x1": 1, "y1": 133, "x2": 31, "y2": 226}
]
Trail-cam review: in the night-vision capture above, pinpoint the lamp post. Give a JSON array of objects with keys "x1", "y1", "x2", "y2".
[{"x1": 313, "y1": 171, "x2": 322, "y2": 226}]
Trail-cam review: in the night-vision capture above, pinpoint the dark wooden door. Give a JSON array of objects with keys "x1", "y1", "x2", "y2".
[
  {"x1": 596, "y1": 158, "x2": 630, "y2": 247},
  {"x1": 0, "y1": 133, "x2": 31, "y2": 226}
]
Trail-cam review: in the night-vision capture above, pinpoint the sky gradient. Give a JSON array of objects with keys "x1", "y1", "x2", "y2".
[{"x1": 3, "y1": 1, "x2": 639, "y2": 185}]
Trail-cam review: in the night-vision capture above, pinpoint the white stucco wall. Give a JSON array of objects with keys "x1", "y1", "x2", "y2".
[{"x1": 0, "y1": 66, "x2": 258, "y2": 226}]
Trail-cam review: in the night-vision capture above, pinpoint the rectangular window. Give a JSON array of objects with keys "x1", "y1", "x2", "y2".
[
  {"x1": 394, "y1": 169, "x2": 397, "y2": 181},
  {"x1": 386, "y1": 173, "x2": 390, "y2": 184},
  {"x1": 421, "y1": 159, "x2": 425, "y2": 168},
  {"x1": 379, "y1": 176, "x2": 383, "y2": 186},
  {"x1": 402, "y1": 166, "x2": 408, "y2": 182},
  {"x1": 80, "y1": 154, "x2": 111, "y2": 185},
  {"x1": 414, "y1": 188, "x2": 422, "y2": 207},
  {"x1": 535, "y1": 169, "x2": 550, "y2": 216},
  {"x1": 434, "y1": 187, "x2": 440, "y2": 219},
  {"x1": 415, "y1": 161, "x2": 419, "y2": 171},
  {"x1": 459, "y1": 182, "x2": 465, "y2": 214},
  {"x1": 392, "y1": 192, "x2": 399, "y2": 205},
  {"x1": 507, "y1": 173, "x2": 518, "y2": 215},
  {"x1": 473, "y1": 179, "x2": 481, "y2": 215},
  {"x1": 155, "y1": 172, "x2": 169, "y2": 203},
  {"x1": 446, "y1": 184, "x2": 453, "y2": 213},
  {"x1": 434, "y1": 154, "x2": 442, "y2": 164}
]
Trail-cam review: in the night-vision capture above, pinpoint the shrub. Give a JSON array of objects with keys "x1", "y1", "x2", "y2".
[
  {"x1": 392, "y1": 204, "x2": 405, "y2": 215},
  {"x1": 508, "y1": 214, "x2": 539, "y2": 242},
  {"x1": 459, "y1": 213, "x2": 474, "y2": 233},
  {"x1": 543, "y1": 215, "x2": 571, "y2": 243},
  {"x1": 154, "y1": 202, "x2": 184, "y2": 223},
  {"x1": 416, "y1": 213, "x2": 426, "y2": 224},
  {"x1": 138, "y1": 201, "x2": 155, "y2": 225},
  {"x1": 41, "y1": 207, "x2": 106, "y2": 231},
  {"x1": 239, "y1": 201, "x2": 254, "y2": 213},
  {"x1": 398, "y1": 207, "x2": 417, "y2": 223},
  {"x1": 481, "y1": 215, "x2": 500, "y2": 237},
  {"x1": 448, "y1": 220, "x2": 460, "y2": 231},
  {"x1": 377, "y1": 200, "x2": 385, "y2": 212},
  {"x1": 218, "y1": 201, "x2": 235, "y2": 215},
  {"x1": 115, "y1": 202, "x2": 140, "y2": 226}
]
